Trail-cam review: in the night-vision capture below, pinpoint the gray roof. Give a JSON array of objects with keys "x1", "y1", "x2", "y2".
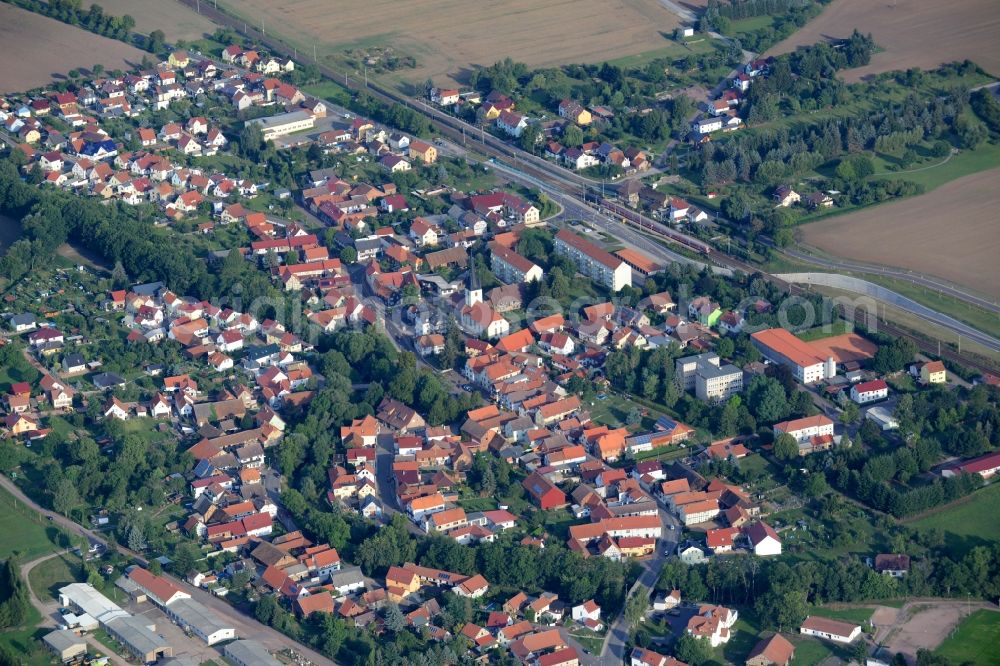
[
  {"x1": 354, "y1": 237, "x2": 381, "y2": 252},
  {"x1": 165, "y1": 598, "x2": 232, "y2": 637},
  {"x1": 132, "y1": 282, "x2": 164, "y2": 296},
  {"x1": 224, "y1": 640, "x2": 282, "y2": 666},
  {"x1": 59, "y1": 583, "x2": 129, "y2": 624},
  {"x1": 43, "y1": 629, "x2": 86, "y2": 653},
  {"x1": 698, "y1": 362, "x2": 742, "y2": 379},
  {"x1": 249, "y1": 110, "x2": 312, "y2": 130},
  {"x1": 64, "y1": 352, "x2": 86, "y2": 366},
  {"x1": 161, "y1": 658, "x2": 201, "y2": 666},
  {"x1": 106, "y1": 615, "x2": 170, "y2": 655},
  {"x1": 91, "y1": 371, "x2": 126, "y2": 388},
  {"x1": 11, "y1": 313, "x2": 36, "y2": 326},
  {"x1": 329, "y1": 567, "x2": 366, "y2": 590}
]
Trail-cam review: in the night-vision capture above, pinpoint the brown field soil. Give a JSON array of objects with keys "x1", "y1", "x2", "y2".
[
  {"x1": 0, "y1": 5, "x2": 147, "y2": 93},
  {"x1": 96, "y1": 0, "x2": 216, "y2": 42},
  {"x1": 807, "y1": 333, "x2": 877, "y2": 363},
  {"x1": 877, "y1": 603, "x2": 989, "y2": 664},
  {"x1": 221, "y1": 0, "x2": 680, "y2": 86},
  {"x1": 766, "y1": 0, "x2": 1000, "y2": 81},
  {"x1": 799, "y1": 168, "x2": 1000, "y2": 299}
]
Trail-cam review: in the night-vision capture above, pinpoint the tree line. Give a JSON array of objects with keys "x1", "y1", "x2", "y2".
[
  {"x1": 0, "y1": 559, "x2": 30, "y2": 630},
  {"x1": 6, "y1": 0, "x2": 156, "y2": 52},
  {"x1": 654, "y1": 538, "x2": 1000, "y2": 634}
]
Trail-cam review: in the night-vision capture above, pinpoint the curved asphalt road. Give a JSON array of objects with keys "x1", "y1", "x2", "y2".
[
  {"x1": 776, "y1": 272, "x2": 1000, "y2": 353},
  {"x1": 779, "y1": 245, "x2": 1000, "y2": 314}
]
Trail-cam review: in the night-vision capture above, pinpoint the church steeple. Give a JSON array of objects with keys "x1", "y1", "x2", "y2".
[{"x1": 465, "y1": 266, "x2": 482, "y2": 307}]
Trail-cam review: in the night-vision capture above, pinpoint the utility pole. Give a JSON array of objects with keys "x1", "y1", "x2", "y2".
[{"x1": 314, "y1": 44, "x2": 317, "y2": 63}]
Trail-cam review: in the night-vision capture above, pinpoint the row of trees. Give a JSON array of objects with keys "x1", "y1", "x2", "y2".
[
  {"x1": 655, "y1": 539, "x2": 1000, "y2": 632},
  {"x1": 0, "y1": 560, "x2": 30, "y2": 630},
  {"x1": 13, "y1": 0, "x2": 145, "y2": 50},
  {"x1": 701, "y1": 0, "x2": 827, "y2": 52}
]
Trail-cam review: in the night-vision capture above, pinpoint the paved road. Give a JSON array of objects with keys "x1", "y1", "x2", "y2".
[
  {"x1": 777, "y1": 244, "x2": 1000, "y2": 315},
  {"x1": 0, "y1": 475, "x2": 337, "y2": 666},
  {"x1": 600, "y1": 507, "x2": 681, "y2": 665},
  {"x1": 776, "y1": 272, "x2": 1000, "y2": 353}
]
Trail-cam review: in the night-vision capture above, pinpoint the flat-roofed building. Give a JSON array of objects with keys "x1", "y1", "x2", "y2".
[
  {"x1": 224, "y1": 639, "x2": 283, "y2": 666},
  {"x1": 248, "y1": 110, "x2": 315, "y2": 140},
  {"x1": 58, "y1": 583, "x2": 129, "y2": 625},
  {"x1": 554, "y1": 229, "x2": 631, "y2": 291},
  {"x1": 43, "y1": 630, "x2": 87, "y2": 663},
  {"x1": 105, "y1": 616, "x2": 173, "y2": 663},
  {"x1": 675, "y1": 352, "x2": 743, "y2": 401},
  {"x1": 750, "y1": 328, "x2": 835, "y2": 384},
  {"x1": 162, "y1": 598, "x2": 235, "y2": 645}
]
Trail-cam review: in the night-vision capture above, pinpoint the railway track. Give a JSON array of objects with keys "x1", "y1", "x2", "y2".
[{"x1": 173, "y1": 0, "x2": 998, "y2": 375}]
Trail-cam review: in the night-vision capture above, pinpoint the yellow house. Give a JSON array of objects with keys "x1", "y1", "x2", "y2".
[
  {"x1": 20, "y1": 128, "x2": 41, "y2": 144},
  {"x1": 385, "y1": 566, "x2": 421, "y2": 603},
  {"x1": 558, "y1": 100, "x2": 592, "y2": 126},
  {"x1": 167, "y1": 50, "x2": 190, "y2": 68},
  {"x1": 6, "y1": 413, "x2": 39, "y2": 435},
  {"x1": 920, "y1": 360, "x2": 947, "y2": 384},
  {"x1": 408, "y1": 139, "x2": 438, "y2": 164}
]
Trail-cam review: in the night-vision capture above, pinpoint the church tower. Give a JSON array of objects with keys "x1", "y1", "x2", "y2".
[{"x1": 465, "y1": 266, "x2": 483, "y2": 308}]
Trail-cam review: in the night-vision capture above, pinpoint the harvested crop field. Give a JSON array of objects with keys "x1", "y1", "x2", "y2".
[
  {"x1": 0, "y1": 4, "x2": 147, "y2": 94},
  {"x1": 96, "y1": 0, "x2": 216, "y2": 42},
  {"x1": 766, "y1": 0, "x2": 1000, "y2": 81},
  {"x1": 221, "y1": 0, "x2": 680, "y2": 86},
  {"x1": 799, "y1": 168, "x2": 1000, "y2": 298}
]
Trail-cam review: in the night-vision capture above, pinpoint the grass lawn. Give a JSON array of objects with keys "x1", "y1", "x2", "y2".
[
  {"x1": 790, "y1": 635, "x2": 852, "y2": 665},
  {"x1": 726, "y1": 15, "x2": 774, "y2": 34},
  {"x1": 606, "y1": 39, "x2": 717, "y2": 69},
  {"x1": 457, "y1": 497, "x2": 497, "y2": 512},
  {"x1": 27, "y1": 552, "x2": 83, "y2": 601},
  {"x1": 633, "y1": 446, "x2": 688, "y2": 464},
  {"x1": 807, "y1": 606, "x2": 874, "y2": 625},
  {"x1": 737, "y1": 454, "x2": 775, "y2": 478},
  {"x1": 0, "y1": 360, "x2": 41, "y2": 393},
  {"x1": 541, "y1": 510, "x2": 587, "y2": 541},
  {"x1": 875, "y1": 140, "x2": 1000, "y2": 192},
  {"x1": 795, "y1": 319, "x2": 853, "y2": 341},
  {"x1": 118, "y1": 417, "x2": 173, "y2": 445},
  {"x1": 587, "y1": 392, "x2": 667, "y2": 434},
  {"x1": 859, "y1": 272, "x2": 1000, "y2": 341},
  {"x1": 906, "y1": 481, "x2": 1000, "y2": 557},
  {"x1": 0, "y1": 601, "x2": 55, "y2": 666},
  {"x1": 566, "y1": 629, "x2": 605, "y2": 655},
  {"x1": 0, "y1": 484, "x2": 68, "y2": 561},
  {"x1": 718, "y1": 609, "x2": 764, "y2": 665},
  {"x1": 935, "y1": 610, "x2": 1000, "y2": 666},
  {"x1": 302, "y1": 82, "x2": 353, "y2": 107}
]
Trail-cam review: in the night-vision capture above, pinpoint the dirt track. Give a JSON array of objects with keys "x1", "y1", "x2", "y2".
[
  {"x1": 799, "y1": 168, "x2": 1000, "y2": 299},
  {"x1": 766, "y1": 0, "x2": 1000, "y2": 80},
  {"x1": 871, "y1": 600, "x2": 1000, "y2": 665}
]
